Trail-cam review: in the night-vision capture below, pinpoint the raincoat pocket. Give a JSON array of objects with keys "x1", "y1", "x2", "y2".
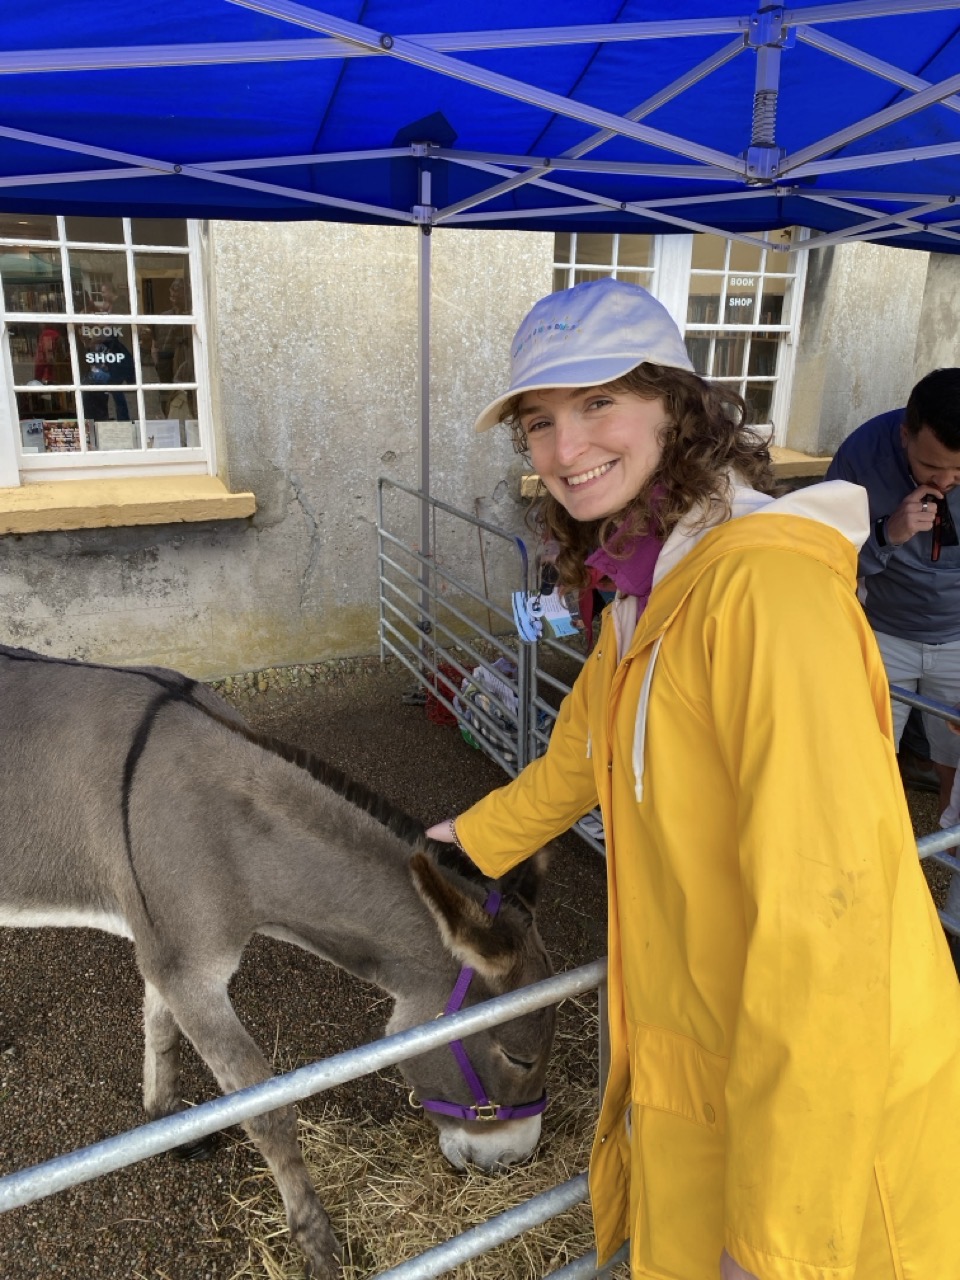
[
  {"x1": 631, "y1": 1022, "x2": 728, "y2": 1134},
  {"x1": 629, "y1": 1024, "x2": 728, "y2": 1279}
]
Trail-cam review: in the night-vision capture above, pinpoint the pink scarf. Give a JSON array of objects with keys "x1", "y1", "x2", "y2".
[{"x1": 580, "y1": 503, "x2": 664, "y2": 645}]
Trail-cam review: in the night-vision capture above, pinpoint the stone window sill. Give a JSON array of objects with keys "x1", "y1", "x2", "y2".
[{"x1": 0, "y1": 475, "x2": 256, "y2": 535}]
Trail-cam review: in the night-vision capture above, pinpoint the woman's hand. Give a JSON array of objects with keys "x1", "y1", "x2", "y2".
[
  {"x1": 720, "y1": 1249, "x2": 760, "y2": 1280},
  {"x1": 425, "y1": 819, "x2": 456, "y2": 842}
]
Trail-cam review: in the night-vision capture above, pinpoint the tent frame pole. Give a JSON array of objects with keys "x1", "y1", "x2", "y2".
[{"x1": 417, "y1": 169, "x2": 434, "y2": 656}]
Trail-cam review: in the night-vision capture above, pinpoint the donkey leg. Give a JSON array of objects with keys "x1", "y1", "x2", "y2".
[
  {"x1": 143, "y1": 980, "x2": 183, "y2": 1119},
  {"x1": 158, "y1": 975, "x2": 341, "y2": 1280},
  {"x1": 143, "y1": 981, "x2": 219, "y2": 1160}
]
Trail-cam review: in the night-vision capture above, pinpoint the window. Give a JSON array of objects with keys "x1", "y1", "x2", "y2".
[
  {"x1": 552, "y1": 228, "x2": 807, "y2": 440},
  {"x1": 553, "y1": 231, "x2": 657, "y2": 293},
  {"x1": 0, "y1": 214, "x2": 210, "y2": 486},
  {"x1": 684, "y1": 231, "x2": 804, "y2": 430}
]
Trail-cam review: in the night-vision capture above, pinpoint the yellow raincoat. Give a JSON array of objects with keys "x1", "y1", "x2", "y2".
[{"x1": 456, "y1": 481, "x2": 960, "y2": 1279}]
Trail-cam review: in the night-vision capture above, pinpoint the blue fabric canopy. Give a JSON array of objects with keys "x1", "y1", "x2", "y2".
[{"x1": 2, "y1": 1, "x2": 960, "y2": 252}]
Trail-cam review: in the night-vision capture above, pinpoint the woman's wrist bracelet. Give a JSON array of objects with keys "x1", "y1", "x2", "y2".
[{"x1": 448, "y1": 818, "x2": 467, "y2": 854}]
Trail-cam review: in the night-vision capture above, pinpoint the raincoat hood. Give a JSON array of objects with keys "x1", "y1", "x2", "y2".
[{"x1": 654, "y1": 477, "x2": 869, "y2": 587}]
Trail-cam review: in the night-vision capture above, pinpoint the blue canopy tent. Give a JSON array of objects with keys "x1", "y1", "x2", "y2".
[
  {"x1": 2, "y1": 0, "x2": 960, "y2": 573},
  {"x1": 3, "y1": 0, "x2": 960, "y2": 248}
]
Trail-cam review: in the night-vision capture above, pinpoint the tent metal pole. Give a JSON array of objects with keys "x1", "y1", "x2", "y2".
[
  {"x1": 432, "y1": 37, "x2": 746, "y2": 220},
  {"x1": 788, "y1": 138, "x2": 960, "y2": 179},
  {"x1": 799, "y1": 195, "x2": 960, "y2": 248},
  {"x1": 417, "y1": 170, "x2": 433, "y2": 654},
  {"x1": 782, "y1": 66, "x2": 960, "y2": 174},
  {"x1": 743, "y1": 5, "x2": 788, "y2": 184},
  {"x1": 436, "y1": 150, "x2": 732, "y2": 178},
  {"x1": 228, "y1": 0, "x2": 742, "y2": 173},
  {"x1": 0, "y1": 16, "x2": 760, "y2": 76},
  {"x1": 785, "y1": 0, "x2": 960, "y2": 25},
  {"x1": 0, "y1": 125, "x2": 415, "y2": 220},
  {"x1": 442, "y1": 158, "x2": 780, "y2": 248},
  {"x1": 8, "y1": 6, "x2": 960, "y2": 77},
  {"x1": 796, "y1": 25, "x2": 960, "y2": 116}
]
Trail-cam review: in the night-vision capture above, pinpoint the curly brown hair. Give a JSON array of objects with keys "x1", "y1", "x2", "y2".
[{"x1": 504, "y1": 362, "x2": 777, "y2": 595}]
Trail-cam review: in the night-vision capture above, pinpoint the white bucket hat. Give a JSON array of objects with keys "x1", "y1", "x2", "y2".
[{"x1": 474, "y1": 276, "x2": 695, "y2": 432}]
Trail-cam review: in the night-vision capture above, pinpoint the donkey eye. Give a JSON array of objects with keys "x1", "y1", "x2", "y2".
[{"x1": 500, "y1": 1048, "x2": 536, "y2": 1071}]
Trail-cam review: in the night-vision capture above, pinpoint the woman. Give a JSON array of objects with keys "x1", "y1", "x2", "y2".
[{"x1": 427, "y1": 277, "x2": 960, "y2": 1279}]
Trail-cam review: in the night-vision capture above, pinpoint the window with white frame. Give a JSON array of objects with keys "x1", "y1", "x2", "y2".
[
  {"x1": 553, "y1": 231, "x2": 657, "y2": 293},
  {"x1": 683, "y1": 230, "x2": 804, "y2": 430},
  {"x1": 552, "y1": 228, "x2": 806, "y2": 441},
  {"x1": 0, "y1": 213, "x2": 209, "y2": 485}
]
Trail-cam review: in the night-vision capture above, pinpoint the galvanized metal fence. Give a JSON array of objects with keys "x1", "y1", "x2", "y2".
[
  {"x1": 377, "y1": 475, "x2": 535, "y2": 779},
  {"x1": 0, "y1": 961, "x2": 617, "y2": 1278},
  {"x1": 377, "y1": 476, "x2": 604, "y2": 853}
]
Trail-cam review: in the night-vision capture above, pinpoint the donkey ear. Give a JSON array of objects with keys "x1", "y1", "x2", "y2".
[
  {"x1": 499, "y1": 847, "x2": 550, "y2": 914},
  {"x1": 409, "y1": 853, "x2": 516, "y2": 979}
]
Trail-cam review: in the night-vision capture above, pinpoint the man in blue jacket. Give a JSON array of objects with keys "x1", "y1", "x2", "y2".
[
  {"x1": 827, "y1": 368, "x2": 960, "y2": 975},
  {"x1": 826, "y1": 368, "x2": 960, "y2": 815}
]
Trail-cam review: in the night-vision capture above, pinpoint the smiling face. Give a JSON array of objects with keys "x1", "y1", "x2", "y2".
[{"x1": 519, "y1": 385, "x2": 669, "y2": 522}]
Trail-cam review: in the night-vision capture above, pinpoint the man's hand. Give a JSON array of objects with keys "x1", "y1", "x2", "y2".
[
  {"x1": 885, "y1": 483, "x2": 942, "y2": 546},
  {"x1": 720, "y1": 1248, "x2": 760, "y2": 1279}
]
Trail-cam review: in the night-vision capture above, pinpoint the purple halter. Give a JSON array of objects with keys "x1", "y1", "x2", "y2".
[{"x1": 414, "y1": 889, "x2": 549, "y2": 1124}]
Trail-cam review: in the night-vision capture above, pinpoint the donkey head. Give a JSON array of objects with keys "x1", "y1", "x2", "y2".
[{"x1": 386, "y1": 849, "x2": 555, "y2": 1172}]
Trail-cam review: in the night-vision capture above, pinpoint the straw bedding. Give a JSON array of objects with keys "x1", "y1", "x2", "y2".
[{"x1": 223, "y1": 998, "x2": 629, "y2": 1279}]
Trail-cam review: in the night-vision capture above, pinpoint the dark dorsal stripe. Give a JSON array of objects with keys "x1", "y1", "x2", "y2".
[
  {"x1": 1, "y1": 646, "x2": 200, "y2": 928},
  {"x1": 0, "y1": 645, "x2": 502, "y2": 914},
  {"x1": 120, "y1": 688, "x2": 184, "y2": 929},
  {"x1": 0, "y1": 647, "x2": 411, "y2": 835}
]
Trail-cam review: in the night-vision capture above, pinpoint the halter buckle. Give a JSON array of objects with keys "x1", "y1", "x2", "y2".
[{"x1": 473, "y1": 1102, "x2": 500, "y2": 1122}]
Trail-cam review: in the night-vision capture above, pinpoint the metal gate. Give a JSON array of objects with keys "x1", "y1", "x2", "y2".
[
  {"x1": 377, "y1": 476, "x2": 604, "y2": 854},
  {"x1": 889, "y1": 686, "x2": 960, "y2": 945}
]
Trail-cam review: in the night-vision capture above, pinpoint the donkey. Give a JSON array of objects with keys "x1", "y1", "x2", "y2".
[{"x1": 0, "y1": 645, "x2": 555, "y2": 1279}]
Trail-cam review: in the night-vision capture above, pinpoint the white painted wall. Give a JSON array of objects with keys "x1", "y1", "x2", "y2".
[
  {"x1": 0, "y1": 225, "x2": 553, "y2": 677},
  {"x1": 912, "y1": 252, "x2": 960, "y2": 378},
  {"x1": 2, "y1": 224, "x2": 953, "y2": 678},
  {"x1": 785, "y1": 241, "x2": 930, "y2": 455}
]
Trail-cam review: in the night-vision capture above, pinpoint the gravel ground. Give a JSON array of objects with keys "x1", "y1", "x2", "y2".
[{"x1": 0, "y1": 655, "x2": 954, "y2": 1280}]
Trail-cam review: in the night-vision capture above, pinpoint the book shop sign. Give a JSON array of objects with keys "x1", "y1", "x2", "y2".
[{"x1": 82, "y1": 323, "x2": 125, "y2": 364}]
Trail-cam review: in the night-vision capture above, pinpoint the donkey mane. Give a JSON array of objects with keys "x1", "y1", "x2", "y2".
[
  {"x1": 246, "y1": 734, "x2": 425, "y2": 848},
  {"x1": 241, "y1": 729, "x2": 492, "y2": 890}
]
